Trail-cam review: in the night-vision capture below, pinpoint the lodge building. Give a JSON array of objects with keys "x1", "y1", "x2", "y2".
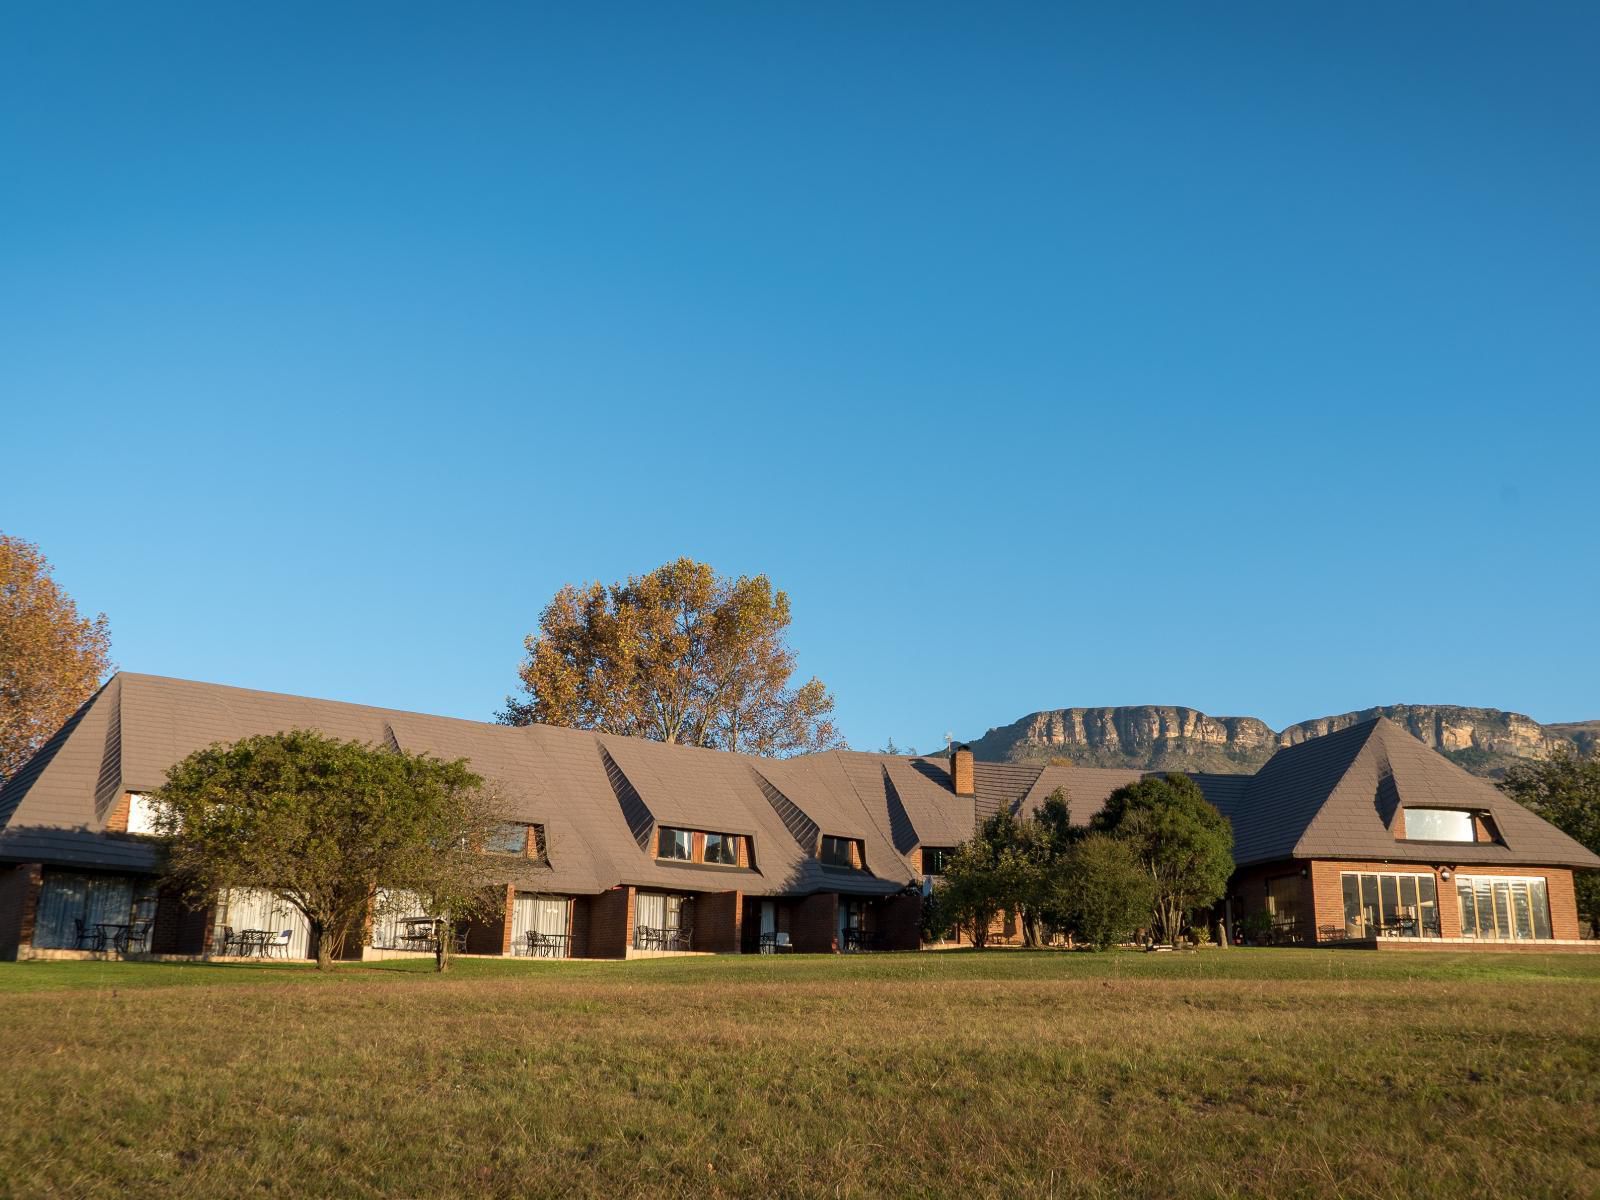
[{"x1": 0, "y1": 674, "x2": 1593, "y2": 961}]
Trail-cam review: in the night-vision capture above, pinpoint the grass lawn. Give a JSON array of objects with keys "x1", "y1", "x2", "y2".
[{"x1": 2, "y1": 949, "x2": 1597, "y2": 1199}]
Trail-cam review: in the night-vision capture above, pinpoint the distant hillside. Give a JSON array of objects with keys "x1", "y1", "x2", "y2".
[{"x1": 965, "y1": 703, "x2": 1593, "y2": 779}]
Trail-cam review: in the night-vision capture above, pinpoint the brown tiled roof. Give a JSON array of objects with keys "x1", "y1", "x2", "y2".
[
  {"x1": 1195, "y1": 717, "x2": 1600, "y2": 869},
  {"x1": 7, "y1": 679, "x2": 1592, "y2": 891}
]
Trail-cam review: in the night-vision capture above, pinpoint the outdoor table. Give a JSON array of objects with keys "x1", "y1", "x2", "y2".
[
  {"x1": 237, "y1": 929, "x2": 275, "y2": 957},
  {"x1": 96, "y1": 923, "x2": 132, "y2": 954}
]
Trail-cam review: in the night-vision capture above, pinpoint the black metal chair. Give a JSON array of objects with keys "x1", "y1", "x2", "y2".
[
  {"x1": 74, "y1": 917, "x2": 106, "y2": 952},
  {"x1": 123, "y1": 920, "x2": 153, "y2": 955}
]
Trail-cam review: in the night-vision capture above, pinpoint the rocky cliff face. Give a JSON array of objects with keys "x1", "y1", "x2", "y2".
[{"x1": 967, "y1": 703, "x2": 1594, "y2": 778}]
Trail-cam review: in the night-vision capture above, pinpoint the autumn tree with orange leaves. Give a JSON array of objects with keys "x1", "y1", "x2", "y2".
[
  {"x1": 1, "y1": 534, "x2": 113, "y2": 781},
  {"x1": 499, "y1": 558, "x2": 841, "y2": 757}
]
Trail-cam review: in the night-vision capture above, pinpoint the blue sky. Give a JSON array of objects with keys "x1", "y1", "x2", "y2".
[{"x1": 3, "y1": 4, "x2": 1597, "y2": 747}]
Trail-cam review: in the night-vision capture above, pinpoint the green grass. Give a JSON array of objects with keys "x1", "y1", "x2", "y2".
[{"x1": 2, "y1": 950, "x2": 1597, "y2": 1199}]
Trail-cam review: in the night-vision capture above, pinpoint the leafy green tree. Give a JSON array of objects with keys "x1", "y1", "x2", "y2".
[
  {"x1": 1091, "y1": 773, "x2": 1233, "y2": 945},
  {"x1": 1501, "y1": 747, "x2": 1600, "y2": 937},
  {"x1": 500, "y1": 557, "x2": 840, "y2": 757},
  {"x1": 1060, "y1": 834, "x2": 1155, "y2": 949},
  {"x1": 933, "y1": 812, "x2": 1030, "y2": 948},
  {"x1": 155, "y1": 730, "x2": 506, "y2": 970}
]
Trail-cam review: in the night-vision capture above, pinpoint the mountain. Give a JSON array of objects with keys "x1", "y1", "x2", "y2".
[{"x1": 964, "y1": 703, "x2": 1593, "y2": 779}]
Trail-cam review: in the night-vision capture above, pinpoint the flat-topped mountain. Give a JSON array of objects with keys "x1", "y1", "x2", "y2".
[{"x1": 965, "y1": 703, "x2": 1593, "y2": 778}]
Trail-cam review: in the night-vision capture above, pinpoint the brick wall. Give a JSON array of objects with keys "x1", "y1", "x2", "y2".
[
  {"x1": 0, "y1": 863, "x2": 43, "y2": 960},
  {"x1": 150, "y1": 886, "x2": 211, "y2": 955},
  {"x1": 791, "y1": 892, "x2": 838, "y2": 953},
  {"x1": 693, "y1": 890, "x2": 742, "y2": 953},
  {"x1": 1307, "y1": 860, "x2": 1581, "y2": 942},
  {"x1": 463, "y1": 884, "x2": 513, "y2": 955},
  {"x1": 872, "y1": 892, "x2": 922, "y2": 951},
  {"x1": 103, "y1": 792, "x2": 131, "y2": 833},
  {"x1": 578, "y1": 887, "x2": 633, "y2": 959}
]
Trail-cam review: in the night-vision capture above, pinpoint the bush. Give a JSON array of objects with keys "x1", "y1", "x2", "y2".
[{"x1": 1060, "y1": 834, "x2": 1155, "y2": 950}]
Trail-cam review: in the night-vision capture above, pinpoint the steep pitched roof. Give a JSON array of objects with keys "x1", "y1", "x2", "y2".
[{"x1": 1199, "y1": 717, "x2": 1600, "y2": 869}]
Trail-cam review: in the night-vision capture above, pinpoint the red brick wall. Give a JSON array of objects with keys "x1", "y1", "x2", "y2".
[
  {"x1": 791, "y1": 892, "x2": 838, "y2": 953},
  {"x1": 1307, "y1": 860, "x2": 1581, "y2": 941},
  {"x1": 103, "y1": 792, "x2": 131, "y2": 833},
  {"x1": 150, "y1": 886, "x2": 211, "y2": 955},
  {"x1": 0, "y1": 863, "x2": 43, "y2": 960},
  {"x1": 578, "y1": 886, "x2": 632, "y2": 959},
  {"x1": 872, "y1": 893, "x2": 922, "y2": 951},
  {"x1": 693, "y1": 890, "x2": 742, "y2": 953},
  {"x1": 463, "y1": 885, "x2": 513, "y2": 955}
]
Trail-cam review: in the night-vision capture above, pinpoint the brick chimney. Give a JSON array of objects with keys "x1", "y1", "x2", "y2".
[{"x1": 950, "y1": 743, "x2": 974, "y2": 797}]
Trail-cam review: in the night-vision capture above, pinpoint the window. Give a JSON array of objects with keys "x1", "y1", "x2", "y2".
[
  {"x1": 703, "y1": 832, "x2": 738, "y2": 865},
  {"x1": 1404, "y1": 808, "x2": 1476, "y2": 842},
  {"x1": 820, "y1": 835, "x2": 856, "y2": 868},
  {"x1": 125, "y1": 793, "x2": 166, "y2": 836},
  {"x1": 657, "y1": 827, "x2": 692, "y2": 861},
  {"x1": 922, "y1": 847, "x2": 956, "y2": 876},
  {"x1": 1339, "y1": 871, "x2": 1441, "y2": 938},
  {"x1": 1457, "y1": 876, "x2": 1552, "y2": 940},
  {"x1": 486, "y1": 823, "x2": 531, "y2": 855}
]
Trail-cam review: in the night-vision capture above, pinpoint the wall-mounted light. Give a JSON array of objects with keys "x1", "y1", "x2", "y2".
[{"x1": 1438, "y1": 866, "x2": 1453, "y2": 882}]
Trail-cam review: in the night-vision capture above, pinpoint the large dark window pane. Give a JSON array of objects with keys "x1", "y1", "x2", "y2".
[
  {"x1": 1418, "y1": 875, "x2": 1440, "y2": 935},
  {"x1": 1360, "y1": 875, "x2": 1380, "y2": 933},
  {"x1": 1341, "y1": 875, "x2": 1361, "y2": 928},
  {"x1": 1379, "y1": 875, "x2": 1400, "y2": 928}
]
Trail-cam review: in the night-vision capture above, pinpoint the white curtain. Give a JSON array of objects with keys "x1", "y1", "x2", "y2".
[
  {"x1": 215, "y1": 888, "x2": 312, "y2": 958},
  {"x1": 511, "y1": 894, "x2": 569, "y2": 955},
  {"x1": 32, "y1": 873, "x2": 141, "y2": 949},
  {"x1": 370, "y1": 888, "x2": 429, "y2": 949}
]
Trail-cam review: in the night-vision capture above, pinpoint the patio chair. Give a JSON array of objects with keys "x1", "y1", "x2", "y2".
[
  {"x1": 266, "y1": 930, "x2": 292, "y2": 957},
  {"x1": 122, "y1": 920, "x2": 153, "y2": 955},
  {"x1": 524, "y1": 930, "x2": 542, "y2": 958},
  {"x1": 673, "y1": 926, "x2": 692, "y2": 952},
  {"x1": 775, "y1": 931, "x2": 792, "y2": 952},
  {"x1": 74, "y1": 917, "x2": 106, "y2": 952}
]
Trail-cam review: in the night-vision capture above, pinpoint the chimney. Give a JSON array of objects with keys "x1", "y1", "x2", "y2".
[{"x1": 950, "y1": 744, "x2": 974, "y2": 797}]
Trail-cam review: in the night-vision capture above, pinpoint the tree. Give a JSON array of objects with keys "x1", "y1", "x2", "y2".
[
  {"x1": 1091, "y1": 773, "x2": 1234, "y2": 945},
  {"x1": 933, "y1": 809, "x2": 1044, "y2": 947},
  {"x1": 0, "y1": 534, "x2": 113, "y2": 782},
  {"x1": 499, "y1": 557, "x2": 841, "y2": 757},
  {"x1": 155, "y1": 730, "x2": 506, "y2": 971},
  {"x1": 1058, "y1": 834, "x2": 1155, "y2": 949},
  {"x1": 1502, "y1": 746, "x2": 1600, "y2": 937}
]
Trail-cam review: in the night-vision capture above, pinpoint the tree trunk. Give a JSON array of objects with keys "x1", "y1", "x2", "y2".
[
  {"x1": 313, "y1": 922, "x2": 332, "y2": 971},
  {"x1": 434, "y1": 920, "x2": 450, "y2": 973}
]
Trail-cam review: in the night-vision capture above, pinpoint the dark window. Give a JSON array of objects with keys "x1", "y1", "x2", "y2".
[
  {"x1": 704, "y1": 832, "x2": 737, "y2": 865},
  {"x1": 657, "y1": 827, "x2": 692, "y2": 861},
  {"x1": 820, "y1": 835, "x2": 855, "y2": 868},
  {"x1": 922, "y1": 846, "x2": 956, "y2": 876},
  {"x1": 487, "y1": 823, "x2": 530, "y2": 856}
]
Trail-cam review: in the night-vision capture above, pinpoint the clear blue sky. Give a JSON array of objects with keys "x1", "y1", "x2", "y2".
[{"x1": 3, "y1": 4, "x2": 1597, "y2": 747}]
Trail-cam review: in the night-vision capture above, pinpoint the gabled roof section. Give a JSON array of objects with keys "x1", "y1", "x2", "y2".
[
  {"x1": 0, "y1": 676, "x2": 120, "y2": 834},
  {"x1": 1218, "y1": 717, "x2": 1600, "y2": 869},
  {"x1": 749, "y1": 767, "x2": 821, "y2": 851}
]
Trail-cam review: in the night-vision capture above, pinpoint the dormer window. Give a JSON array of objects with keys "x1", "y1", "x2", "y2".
[
  {"x1": 703, "y1": 832, "x2": 737, "y2": 865},
  {"x1": 487, "y1": 822, "x2": 546, "y2": 858},
  {"x1": 658, "y1": 827, "x2": 692, "y2": 861},
  {"x1": 125, "y1": 793, "x2": 168, "y2": 836},
  {"x1": 820, "y1": 835, "x2": 861, "y2": 868},
  {"x1": 1403, "y1": 809, "x2": 1476, "y2": 842}
]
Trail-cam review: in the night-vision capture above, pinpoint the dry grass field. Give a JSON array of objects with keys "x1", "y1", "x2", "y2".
[{"x1": 2, "y1": 949, "x2": 1597, "y2": 1199}]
